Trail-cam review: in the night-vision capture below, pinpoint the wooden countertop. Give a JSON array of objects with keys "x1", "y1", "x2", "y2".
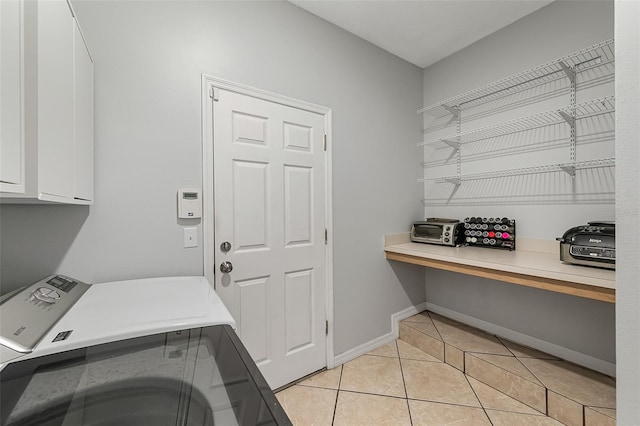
[{"x1": 384, "y1": 234, "x2": 615, "y2": 303}]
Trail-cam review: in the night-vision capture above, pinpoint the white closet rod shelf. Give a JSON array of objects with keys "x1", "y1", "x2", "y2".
[
  {"x1": 418, "y1": 158, "x2": 615, "y2": 184},
  {"x1": 418, "y1": 95, "x2": 615, "y2": 148},
  {"x1": 417, "y1": 39, "x2": 614, "y2": 118}
]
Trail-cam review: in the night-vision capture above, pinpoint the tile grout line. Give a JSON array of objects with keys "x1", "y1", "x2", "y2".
[
  {"x1": 336, "y1": 388, "x2": 412, "y2": 401},
  {"x1": 465, "y1": 352, "x2": 549, "y2": 416},
  {"x1": 466, "y1": 351, "x2": 543, "y2": 387},
  {"x1": 396, "y1": 340, "x2": 415, "y2": 426},
  {"x1": 462, "y1": 356, "x2": 495, "y2": 426},
  {"x1": 425, "y1": 312, "x2": 447, "y2": 343},
  {"x1": 511, "y1": 352, "x2": 547, "y2": 387},
  {"x1": 331, "y1": 365, "x2": 343, "y2": 426},
  {"x1": 468, "y1": 331, "x2": 562, "y2": 421},
  {"x1": 545, "y1": 387, "x2": 549, "y2": 418}
]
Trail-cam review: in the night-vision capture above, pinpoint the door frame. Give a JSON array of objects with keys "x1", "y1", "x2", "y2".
[{"x1": 201, "y1": 74, "x2": 335, "y2": 370}]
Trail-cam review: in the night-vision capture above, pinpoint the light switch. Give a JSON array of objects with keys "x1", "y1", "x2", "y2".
[{"x1": 184, "y1": 227, "x2": 198, "y2": 248}]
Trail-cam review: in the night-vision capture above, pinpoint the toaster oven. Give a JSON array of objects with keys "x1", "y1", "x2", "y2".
[{"x1": 411, "y1": 218, "x2": 464, "y2": 247}]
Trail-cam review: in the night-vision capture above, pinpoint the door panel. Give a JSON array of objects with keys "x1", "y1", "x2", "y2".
[
  {"x1": 235, "y1": 276, "x2": 271, "y2": 365},
  {"x1": 284, "y1": 269, "x2": 314, "y2": 353},
  {"x1": 232, "y1": 160, "x2": 270, "y2": 252},
  {"x1": 232, "y1": 111, "x2": 268, "y2": 146},
  {"x1": 213, "y1": 89, "x2": 326, "y2": 389},
  {"x1": 284, "y1": 165, "x2": 313, "y2": 246},
  {"x1": 283, "y1": 122, "x2": 313, "y2": 152}
]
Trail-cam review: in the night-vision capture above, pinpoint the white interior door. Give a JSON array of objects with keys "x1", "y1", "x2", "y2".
[{"x1": 212, "y1": 88, "x2": 327, "y2": 389}]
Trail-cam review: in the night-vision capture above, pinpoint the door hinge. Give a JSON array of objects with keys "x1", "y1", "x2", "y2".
[
  {"x1": 325, "y1": 320, "x2": 329, "y2": 335},
  {"x1": 323, "y1": 135, "x2": 327, "y2": 151},
  {"x1": 325, "y1": 228, "x2": 328, "y2": 244},
  {"x1": 210, "y1": 87, "x2": 219, "y2": 101}
]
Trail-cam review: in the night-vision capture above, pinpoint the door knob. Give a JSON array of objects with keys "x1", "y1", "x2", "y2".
[{"x1": 220, "y1": 261, "x2": 233, "y2": 273}]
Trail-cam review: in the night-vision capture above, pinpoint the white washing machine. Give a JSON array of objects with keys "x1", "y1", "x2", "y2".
[{"x1": 0, "y1": 275, "x2": 291, "y2": 425}]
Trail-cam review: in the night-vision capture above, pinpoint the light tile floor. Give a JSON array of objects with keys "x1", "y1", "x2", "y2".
[
  {"x1": 276, "y1": 311, "x2": 616, "y2": 426},
  {"x1": 399, "y1": 311, "x2": 616, "y2": 425},
  {"x1": 276, "y1": 339, "x2": 564, "y2": 425}
]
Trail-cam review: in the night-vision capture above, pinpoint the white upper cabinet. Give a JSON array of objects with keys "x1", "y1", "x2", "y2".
[
  {"x1": 0, "y1": 0, "x2": 24, "y2": 193},
  {"x1": 37, "y1": 0, "x2": 76, "y2": 201},
  {"x1": 0, "y1": 0, "x2": 94, "y2": 205},
  {"x1": 73, "y1": 20, "x2": 94, "y2": 202}
]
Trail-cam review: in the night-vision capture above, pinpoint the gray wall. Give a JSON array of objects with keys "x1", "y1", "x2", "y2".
[
  {"x1": 615, "y1": 0, "x2": 640, "y2": 422},
  {"x1": 421, "y1": 0, "x2": 617, "y2": 368},
  {"x1": 0, "y1": 1, "x2": 426, "y2": 355}
]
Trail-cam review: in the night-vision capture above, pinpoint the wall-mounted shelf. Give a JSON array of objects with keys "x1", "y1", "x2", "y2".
[
  {"x1": 419, "y1": 96, "x2": 615, "y2": 149},
  {"x1": 419, "y1": 158, "x2": 615, "y2": 185},
  {"x1": 418, "y1": 39, "x2": 614, "y2": 119},
  {"x1": 418, "y1": 39, "x2": 615, "y2": 206}
]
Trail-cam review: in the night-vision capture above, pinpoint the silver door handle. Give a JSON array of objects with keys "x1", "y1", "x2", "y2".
[{"x1": 220, "y1": 261, "x2": 233, "y2": 273}]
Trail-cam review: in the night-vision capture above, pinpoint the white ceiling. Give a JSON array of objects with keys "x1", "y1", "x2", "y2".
[{"x1": 288, "y1": 0, "x2": 555, "y2": 69}]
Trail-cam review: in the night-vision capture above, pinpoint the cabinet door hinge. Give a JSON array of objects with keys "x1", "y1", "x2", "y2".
[
  {"x1": 325, "y1": 229, "x2": 328, "y2": 244},
  {"x1": 325, "y1": 320, "x2": 329, "y2": 335},
  {"x1": 323, "y1": 135, "x2": 327, "y2": 151}
]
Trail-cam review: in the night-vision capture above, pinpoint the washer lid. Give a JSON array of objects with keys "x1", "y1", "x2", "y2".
[{"x1": 24, "y1": 276, "x2": 236, "y2": 361}]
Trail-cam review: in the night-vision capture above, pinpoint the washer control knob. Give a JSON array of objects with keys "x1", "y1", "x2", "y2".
[{"x1": 31, "y1": 287, "x2": 61, "y2": 304}]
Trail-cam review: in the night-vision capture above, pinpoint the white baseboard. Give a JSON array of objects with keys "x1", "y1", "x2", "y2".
[
  {"x1": 392, "y1": 302, "x2": 427, "y2": 337},
  {"x1": 425, "y1": 302, "x2": 616, "y2": 377},
  {"x1": 333, "y1": 302, "x2": 427, "y2": 366},
  {"x1": 332, "y1": 301, "x2": 614, "y2": 377}
]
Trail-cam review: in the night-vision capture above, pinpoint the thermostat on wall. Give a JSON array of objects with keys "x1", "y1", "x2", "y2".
[{"x1": 177, "y1": 189, "x2": 201, "y2": 219}]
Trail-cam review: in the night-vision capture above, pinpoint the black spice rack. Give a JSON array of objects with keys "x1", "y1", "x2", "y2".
[{"x1": 463, "y1": 217, "x2": 516, "y2": 251}]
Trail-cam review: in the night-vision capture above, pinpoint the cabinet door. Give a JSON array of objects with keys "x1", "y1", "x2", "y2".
[
  {"x1": 0, "y1": 0, "x2": 24, "y2": 191},
  {"x1": 74, "y1": 22, "x2": 93, "y2": 202},
  {"x1": 37, "y1": 0, "x2": 75, "y2": 200}
]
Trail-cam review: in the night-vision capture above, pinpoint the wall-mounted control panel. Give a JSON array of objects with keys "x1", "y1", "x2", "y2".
[
  {"x1": 177, "y1": 189, "x2": 201, "y2": 219},
  {"x1": 0, "y1": 275, "x2": 90, "y2": 353}
]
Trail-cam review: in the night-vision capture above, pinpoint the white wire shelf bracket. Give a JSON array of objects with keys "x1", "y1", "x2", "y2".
[
  {"x1": 418, "y1": 158, "x2": 615, "y2": 184},
  {"x1": 417, "y1": 39, "x2": 615, "y2": 118},
  {"x1": 418, "y1": 95, "x2": 615, "y2": 148}
]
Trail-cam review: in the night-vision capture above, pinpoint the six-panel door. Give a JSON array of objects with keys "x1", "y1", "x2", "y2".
[{"x1": 213, "y1": 89, "x2": 327, "y2": 389}]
